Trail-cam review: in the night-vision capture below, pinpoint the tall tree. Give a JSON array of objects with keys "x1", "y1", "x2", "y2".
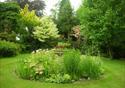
[
  {"x1": 5, "y1": 0, "x2": 45, "y2": 16},
  {"x1": 57, "y1": 0, "x2": 78, "y2": 38},
  {"x1": 77, "y1": 0, "x2": 125, "y2": 58},
  {"x1": 19, "y1": 4, "x2": 41, "y2": 51},
  {"x1": 0, "y1": 2, "x2": 24, "y2": 42}
]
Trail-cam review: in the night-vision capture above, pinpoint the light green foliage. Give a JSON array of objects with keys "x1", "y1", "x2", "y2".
[
  {"x1": 33, "y1": 16, "x2": 59, "y2": 42},
  {"x1": 63, "y1": 49, "x2": 81, "y2": 79},
  {"x1": 33, "y1": 49, "x2": 62, "y2": 77},
  {"x1": 0, "y1": 40, "x2": 21, "y2": 57},
  {"x1": 17, "y1": 49, "x2": 63, "y2": 80},
  {"x1": 79, "y1": 56, "x2": 104, "y2": 79},
  {"x1": 19, "y1": 4, "x2": 41, "y2": 51},
  {"x1": 17, "y1": 58, "x2": 44, "y2": 80},
  {"x1": 20, "y1": 4, "x2": 40, "y2": 28},
  {"x1": 45, "y1": 74, "x2": 71, "y2": 83},
  {"x1": 57, "y1": 42, "x2": 71, "y2": 48}
]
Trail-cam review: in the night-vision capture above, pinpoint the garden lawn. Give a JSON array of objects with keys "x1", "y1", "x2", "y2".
[{"x1": 0, "y1": 54, "x2": 125, "y2": 88}]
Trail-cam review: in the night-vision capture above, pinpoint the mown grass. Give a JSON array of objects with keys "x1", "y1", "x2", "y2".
[{"x1": 0, "y1": 54, "x2": 125, "y2": 88}]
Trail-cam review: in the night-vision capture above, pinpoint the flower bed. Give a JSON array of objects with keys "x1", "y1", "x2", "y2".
[{"x1": 16, "y1": 49, "x2": 104, "y2": 83}]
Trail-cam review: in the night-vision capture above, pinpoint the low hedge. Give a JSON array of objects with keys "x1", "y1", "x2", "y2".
[{"x1": 0, "y1": 40, "x2": 21, "y2": 57}]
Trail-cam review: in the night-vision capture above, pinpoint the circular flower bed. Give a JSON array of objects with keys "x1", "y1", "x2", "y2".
[{"x1": 16, "y1": 49, "x2": 104, "y2": 83}]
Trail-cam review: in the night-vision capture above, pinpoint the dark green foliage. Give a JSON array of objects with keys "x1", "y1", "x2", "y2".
[
  {"x1": 77, "y1": 0, "x2": 125, "y2": 58},
  {"x1": 0, "y1": 32, "x2": 16, "y2": 42},
  {"x1": 57, "y1": 0, "x2": 78, "y2": 38},
  {"x1": 0, "y1": 2, "x2": 25, "y2": 43},
  {"x1": 0, "y1": 40, "x2": 21, "y2": 57},
  {"x1": 0, "y1": 2, "x2": 19, "y2": 12},
  {"x1": 63, "y1": 49, "x2": 81, "y2": 79},
  {"x1": 0, "y1": 2, "x2": 23, "y2": 33}
]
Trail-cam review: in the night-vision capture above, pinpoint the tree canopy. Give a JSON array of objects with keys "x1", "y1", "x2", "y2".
[
  {"x1": 57, "y1": 0, "x2": 78, "y2": 38},
  {"x1": 6, "y1": 0, "x2": 45, "y2": 16},
  {"x1": 77, "y1": 0, "x2": 125, "y2": 58}
]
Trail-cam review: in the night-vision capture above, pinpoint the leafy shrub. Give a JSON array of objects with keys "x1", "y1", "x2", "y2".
[
  {"x1": 0, "y1": 40, "x2": 21, "y2": 57},
  {"x1": 79, "y1": 56, "x2": 104, "y2": 79},
  {"x1": 17, "y1": 58, "x2": 44, "y2": 80},
  {"x1": 33, "y1": 16, "x2": 59, "y2": 42},
  {"x1": 17, "y1": 49, "x2": 63, "y2": 80},
  {"x1": 0, "y1": 32, "x2": 16, "y2": 42},
  {"x1": 63, "y1": 49, "x2": 81, "y2": 79},
  {"x1": 45, "y1": 74, "x2": 71, "y2": 83}
]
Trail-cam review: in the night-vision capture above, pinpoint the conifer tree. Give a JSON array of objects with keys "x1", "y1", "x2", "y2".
[{"x1": 57, "y1": 0, "x2": 78, "y2": 38}]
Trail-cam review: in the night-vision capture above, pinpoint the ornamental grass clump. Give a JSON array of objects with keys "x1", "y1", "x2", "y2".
[
  {"x1": 63, "y1": 49, "x2": 81, "y2": 80},
  {"x1": 79, "y1": 55, "x2": 104, "y2": 79}
]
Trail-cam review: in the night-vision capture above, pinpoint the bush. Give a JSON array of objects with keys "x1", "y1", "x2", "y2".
[
  {"x1": 63, "y1": 49, "x2": 81, "y2": 79},
  {"x1": 0, "y1": 40, "x2": 21, "y2": 57},
  {"x1": 0, "y1": 32, "x2": 16, "y2": 42},
  {"x1": 45, "y1": 74, "x2": 71, "y2": 83},
  {"x1": 17, "y1": 58, "x2": 44, "y2": 80},
  {"x1": 33, "y1": 16, "x2": 59, "y2": 42},
  {"x1": 17, "y1": 49, "x2": 63, "y2": 80},
  {"x1": 79, "y1": 56, "x2": 104, "y2": 79}
]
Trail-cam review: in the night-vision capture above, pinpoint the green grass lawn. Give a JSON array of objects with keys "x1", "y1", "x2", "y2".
[{"x1": 0, "y1": 54, "x2": 125, "y2": 88}]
